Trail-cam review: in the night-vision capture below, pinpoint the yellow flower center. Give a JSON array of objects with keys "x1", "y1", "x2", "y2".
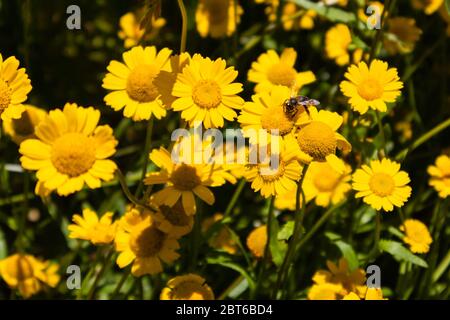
[
  {"x1": 267, "y1": 63, "x2": 297, "y2": 87},
  {"x1": 297, "y1": 121, "x2": 337, "y2": 161},
  {"x1": 369, "y1": 172, "x2": 395, "y2": 197},
  {"x1": 130, "y1": 225, "x2": 166, "y2": 257},
  {"x1": 358, "y1": 79, "x2": 383, "y2": 101},
  {"x1": 259, "y1": 160, "x2": 285, "y2": 182},
  {"x1": 170, "y1": 281, "x2": 210, "y2": 300},
  {"x1": 205, "y1": 0, "x2": 229, "y2": 25},
  {"x1": 12, "y1": 109, "x2": 34, "y2": 136},
  {"x1": 260, "y1": 105, "x2": 294, "y2": 135},
  {"x1": 314, "y1": 168, "x2": 340, "y2": 192},
  {"x1": 192, "y1": 79, "x2": 222, "y2": 109},
  {"x1": 170, "y1": 164, "x2": 201, "y2": 191},
  {"x1": 160, "y1": 202, "x2": 191, "y2": 227},
  {"x1": 0, "y1": 79, "x2": 12, "y2": 115},
  {"x1": 51, "y1": 133, "x2": 96, "y2": 177},
  {"x1": 126, "y1": 64, "x2": 160, "y2": 102}
]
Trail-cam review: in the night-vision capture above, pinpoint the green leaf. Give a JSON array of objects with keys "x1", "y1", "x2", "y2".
[
  {"x1": 278, "y1": 221, "x2": 295, "y2": 241},
  {"x1": 291, "y1": 0, "x2": 356, "y2": 23},
  {"x1": 335, "y1": 240, "x2": 359, "y2": 271},
  {"x1": 269, "y1": 219, "x2": 288, "y2": 267},
  {"x1": 379, "y1": 240, "x2": 428, "y2": 268},
  {"x1": 206, "y1": 255, "x2": 256, "y2": 290},
  {"x1": 0, "y1": 228, "x2": 7, "y2": 259},
  {"x1": 446, "y1": 0, "x2": 450, "y2": 14}
]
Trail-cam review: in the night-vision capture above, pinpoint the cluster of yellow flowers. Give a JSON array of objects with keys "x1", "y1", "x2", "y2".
[{"x1": 0, "y1": 0, "x2": 448, "y2": 300}]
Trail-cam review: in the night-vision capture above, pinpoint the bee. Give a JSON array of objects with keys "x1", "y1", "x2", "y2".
[{"x1": 283, "y1": 95, "x2": 320, "y2": 120}]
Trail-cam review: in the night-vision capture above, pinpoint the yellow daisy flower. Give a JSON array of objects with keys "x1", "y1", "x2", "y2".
[
  {"x1": 308, "y1": 282, "x2": 345, "y2": 300},
  {"x1": 0, "y1": 254, "x2": 59, "y2": 299},
  {"x1": 2, "y1": 104, "x2": 47, "y2": 144},
  {"x1": 202, "y1": 213, "x2": 238, "y2": 254},
  {"x1": 171, "y1": 54, "x2": 244, "y2": 128},
  {"x1": 400, "y1": 219, "x2": 433, "y2": 254},
  {"x1": 246, "y1": 225, "x2": 267, "y2": 259},
  {"x1": 282, "y1": 4, "x2": 317, "y2": 30},
  {"x1": 412, "y1": 0, "x2": 443, "y2": 15},
  {"x1": 352, "y1": 158, "x2": 412, "y2": 212},
  {"x1": 383, "y1": 17, "x2": 422, "y2": 55},
  {"x1": 19, "y1": 103, "x2": 118, "y2": 196},
  {"x1": 311, "y1": 258, "x2": 366, "y2": 298},
  {"x1": 303, "y1": 161, "x2": 352, "y2": 207},
  {"x1": 325, "y1": 24, "x2": 352, "y2": 66},
  {"x1": 340, "y1": 59, "x2": 403, "y2": 114},
  {"x1": 68, "y1": 208, "x2": 117, "y2": 245},
  {"x1": 103, "y1": 46, "x2": 172, "y2": 121},
  {"x1": 0, "y1": 53, "x2": 32, "y2": 121},
  {"x1": 160, "y1": 274, "x2": 214, "y2": 300},
  {"x1": 118, "y1": 12, "x2": 166, "y2": 48},
  {"x1": 238, "y1": 85, "x2": 301, "y2": 140},
  {"x1": 244, "y1": 140, "x2": 303, "y2": 198},
  {"x1": 114, "y1": 207, "x2": 180, "y2": 276},
  {"x1": 247, "y1": 48, "x2": 316, "y2": 93},
  {"x1": 153, "y1": 200, "x2": 194, "y2": 238},
  {"x1": 427, "y1": 154, "x2": 450, "y2": 198},
  {"x1": 196, "y1": 0, "x2": 243, "y2": 38},
  {"x1": 144, "y1": 146, "x2": 224, "y2": 215},
  {"x1": 295, "y1": 106, "x2": 351, "y2": 174},
  {"x1": 274, "y1": 185, "x2": 302, "y2": 211}
]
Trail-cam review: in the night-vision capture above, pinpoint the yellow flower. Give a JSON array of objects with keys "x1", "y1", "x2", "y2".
[
  {"x1": 202, "y1": 213, "x2": 238, "y2": 254},
  {"x1": 0, "y1": 254, "x2": 59, "y2": 298},
  {"x1": 400, "y1": 219, "x2": 433, "y2": 254},
  {"x1": 280, "y1": 3, "x2": 317, "y2": 30},
  {"x1": 343, "y1": 287, "x2": 386, "y2": 300},
  {"x1": 311, "y1": 258, "x2": 366, "y2": 299},
  {"x1": 427, "y1": 154, "x2": 450, "y2": 198},
  {"x1": 144, "y1": 146, "x2": 224, "y2": 215},
  {"x1": 2, "y1": 104, "x2": 47, "y2": 144},
  {"x1": 153, "y1": 200, "x2": 194, "y2": 238},
  {"x1": 308, "y1": 282, "x2": 344, "y2": 300},
  {"x1": 196, "y1": 0, "x2": 243, "y2": 38},
  {"x1": 160, "y1": 274, "x2": 214, "y2": 300},
  {"x1": 352, "y1": 158, "x2": 412, "y2": 212},
  {"x1": 325, "y1": 24, "x2": 352, "y2": 66},
  {"x1": 114, "y1": 207, "x2": 180, "y2": 276},
  {"x1": 340, "y1": 59, "x2": 403, "y2": 114},
  {"x1": 246, "y1": 225, "x2": 267, "y2": 259},
  {"x1": 244, "y1": 140, "x2": 303, "y2": 198},
  {"x1": 118, "y1": 12, "x2": 166, "y2": 48},
  {"x1": 303, "y1": 161, "x2": 352, "y2": 207},
  {"x1": 383, "y1": 17, "x2": 422, "y2": 55},
  {"x1": 0, "y1": 53, "x2": 32, "y2": 121},
  {"x1": 171, "y1": 54, "x2": 244, "y2": 128},
  {"x1": 238, "y1": 86, "x2": 301, "y2": 139},
  {"x1": 295, "y1": 106, "x2": 351, "y2": 174},
  {"x1": 68, "y1": 208, "x2": 117, "y2": 245},
  {"x1": 103, "y1": 46, "x2": 172, "y2": 121},
  {"x1": 412, "y1": 0, "x2": 443, "y2": 15},
  {"x1": 19, "y1": 103, "x2": 118, "y2": 196},
  {"x1": 274, "y1": 185, "x2": 302, "y2": 211},
  {"x1": 248, "y1": 48, "x2": 316, "y2": 93}
]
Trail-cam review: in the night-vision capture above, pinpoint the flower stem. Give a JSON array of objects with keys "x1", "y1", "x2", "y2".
[
  {"x1": 111, "y1": 268, "x2": 131, "y2": 299},
  {"x1": 365, "y1": 211, "x2": 381, "y2": 264},
  {"x1": 134, "y1": 118, "x2": 154, "y2": 199},
  {"x1": 223, "y1": 179, "x2": 246, "y2": 218},
  {"x1": 273, "y1": 164, "x2": 309, "y2": 299},
  {"x1": 177, "y1": 0, "x2": 187, "y2": 53},
  {"x1": 115, "y1": 168, "x2": 157, "y2": 212},
  {"x1": 87, "y1": 247, "x2": 114, "y2": 300},
  {"x1": 376, "y1": 111, "x2": 387, "y2": 157}
]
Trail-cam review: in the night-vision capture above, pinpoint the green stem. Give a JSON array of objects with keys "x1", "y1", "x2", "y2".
[
  {"x1": 189, "y1": 200, "x2": 202, "y2": 271},
  {"x1": 111, "y1": 268, "x2": 131, "y2": 299},
  {"x1": 177, "y1": 0, "x2": 187, "y2": 53},
  {"x1": 253, "y1": 196, "x2": 275, "y2": 299},
  {"x1": 134, "y1": 118, "x2": 154, "y2": 198},
  {"x1": 365, "y1": 211, "x2": 381, "y2": 263},
  {"x1": 223, "y1": 179, "x2": 246, "y2": 218},
  {"x1": 87, "y1": 247, "x2": 114, "y2": 300},
  {"x1": 219, "y1": 275, "x2": 244, "y2": 300},
  {"x1": 115, "y1": 169, "x2": 157, "y2": 212},
  {"x1": 273, "y1": 165, "x2": 309, "y2": 298},
  {"x1": 376, "y1": 111, "x2": 387, "y2": 157}
]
